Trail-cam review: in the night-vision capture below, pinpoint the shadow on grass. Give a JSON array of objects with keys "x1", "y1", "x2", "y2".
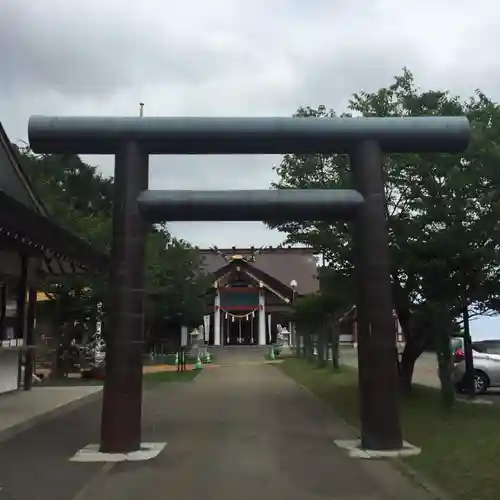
[
  {"x1": 40, "y1": 369, "x2": 201, "y2": 387},
  {"x1": 143, "y1": 369, "x2": 201, "y2": 386},
  {"x1": 279, "y1": 358, "x2": 500, "y2": 500},
  {"x1": 143, "y1": 354, "x2": 217, "y2": 366}
]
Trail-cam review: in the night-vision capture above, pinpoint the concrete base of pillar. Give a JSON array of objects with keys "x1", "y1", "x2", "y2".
[
  {"x1": 333, "y1": 439, "x2": 420, "y2": 459},
  {"x1": 70, "y1": 442, "x2": 166, "y2": 462}
]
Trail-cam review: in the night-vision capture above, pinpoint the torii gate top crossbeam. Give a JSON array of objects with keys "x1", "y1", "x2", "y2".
[{"x1": 28, "y1": 115, "x2": 470, "y2": 155}]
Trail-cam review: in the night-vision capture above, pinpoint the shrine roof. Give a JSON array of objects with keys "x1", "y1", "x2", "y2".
[{"x1": 199, "y1": 246, "x2": 319, "y2": 295}]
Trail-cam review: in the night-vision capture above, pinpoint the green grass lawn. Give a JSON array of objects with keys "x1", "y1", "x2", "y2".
[
  {"x1": 143, "y1": 369, "x2": 200, "y2": 385},
  {"x1": 144, "y1": 352, "x2": 217, "y2": 366},
  {"x1": 41, "y1": 368, "x2": 201, "y2": 387},
  {"x1": 280, "y1": 358, "x2": 500, "y2": 500}
]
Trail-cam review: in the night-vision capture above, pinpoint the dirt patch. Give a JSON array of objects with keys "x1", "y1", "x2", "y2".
[
  {"x1": 143, "y1": 364, "x2": 221, "y2": 373},
  {"x1": 143, "y1": 364, "x2": 195, "y2": 373}
]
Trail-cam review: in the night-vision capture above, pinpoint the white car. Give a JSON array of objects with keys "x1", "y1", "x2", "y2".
[{"x1": 453, "y1": 340, "x2": 500, "y2": 394}]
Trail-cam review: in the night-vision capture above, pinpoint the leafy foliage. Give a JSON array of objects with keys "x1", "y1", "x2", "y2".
[
  {"x1": 16, "y1": 149, "x2": 208, "y2": 358},
  {"x1": 268, "y1": 69, "x2": 500, "y2": 389},
  {"x1": 292, "y1": 293, "x2": 325, "y2": 328}
]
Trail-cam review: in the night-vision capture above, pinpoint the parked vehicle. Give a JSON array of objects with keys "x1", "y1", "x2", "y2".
[
  {"x1": 449, "y1": 337, "x2": 466, "y2": 366},
  {"x1": 453, "y1": 339, "x2": 500, "y2": 394}
]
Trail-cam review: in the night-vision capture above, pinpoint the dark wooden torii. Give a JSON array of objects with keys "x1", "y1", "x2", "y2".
[{"x1": 28, "y1": 114, "x2": 470, "y2": 454}]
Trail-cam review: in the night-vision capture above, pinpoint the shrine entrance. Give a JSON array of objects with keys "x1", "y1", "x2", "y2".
[
  {"x1": 216, "y1": 272, "x2": 265, "y2": 346},
  {"x1": 223, "y1": 312, "x2": 256, "y2": 345}
]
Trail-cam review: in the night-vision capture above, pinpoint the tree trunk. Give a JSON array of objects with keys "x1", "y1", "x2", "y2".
[
  {"x1": 49, "y1": 302, "x2": 66, "y2": 380},
  {"x1": 301, "y1": 333, "x2": 307, "y2": 358},
  {"x1": 393, "y1": 277, "x2": 418, "y2": 391},
  {"x1": 306, "y1": 334, "x2": 315, "y2": 363},
  {"x1": 317, "y1": 325, "x2": 327, "y2": 369},
  {"x1": 434, "y1": 310, "x2": 455, "y2": 412},
  {"x1": 325, "y1": 314, "x2": 340, "y2": 371},
  {"x1": 295, "y1": 327, "x2": 302, "y2": 358},
  {"x1": 49, "y1": 335, "x2": 60, "y2": 380},
  {"x1": 395, "y1": 297, "x2": 432, "y2": 395},
  {"x1": 301, "y1": 331, "x2": 308, "y2": 359},
  {"x1": 399, "y1": 337, "x2": 428, "y2": 394},
  {"x1": 462, "y1": 304, "x2": 475, "y2": 399},
  {"x1": 330, "y1": 319, "x2": 340, "y2": 371},
  {"x1": 304, "y1": 334, "x2": 310, "y2": 361}
]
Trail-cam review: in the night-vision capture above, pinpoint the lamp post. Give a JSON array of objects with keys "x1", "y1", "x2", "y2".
[{"x1": 290, "y1": 280, "x2": 297, "y2": 354}]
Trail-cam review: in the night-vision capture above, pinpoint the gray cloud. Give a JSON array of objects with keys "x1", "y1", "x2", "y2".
[
  {"x1": 0, "y1": 1, "x2": 268, "y2": 96},
  {"x1": 2, "y1": 0, "x2": 500, "y2": 337}
]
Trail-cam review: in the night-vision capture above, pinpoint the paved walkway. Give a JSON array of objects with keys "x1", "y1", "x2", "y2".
[
  {"x1": 0, "y1": 349, "x2": 430, "y2": 500},
  {"x1": 0, "y1": 385, "x2": 102, "y2": 443}
]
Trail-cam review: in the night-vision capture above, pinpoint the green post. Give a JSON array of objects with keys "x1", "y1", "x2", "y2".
[{"x1": 195, "y1": 354, "x2": 203, "y2": 370}]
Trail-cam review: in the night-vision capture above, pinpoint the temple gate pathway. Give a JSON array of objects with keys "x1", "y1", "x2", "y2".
[{"x1": 0, "y1": 348, "x2": 432, "y2": 500}]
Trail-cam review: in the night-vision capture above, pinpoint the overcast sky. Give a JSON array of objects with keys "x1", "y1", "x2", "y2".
[{"x1": 1, "y1": 0, "x2": 499, "y2": 338}]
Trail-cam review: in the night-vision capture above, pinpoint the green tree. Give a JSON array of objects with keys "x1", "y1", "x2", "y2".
[
  {"x1": 17, "y1": 148, "x2": 209, "y2": 371},
  {"x1": 16, "y1": 150, "x2": 112, "y2": 372},
  {"x1": 292, "y1": 272, "x2": 350, "y2": 369},
  {"x1": 267, "y1": 68, "x2": 500, "y2": 393},
  {"x1": 145, "y1": 228, "x2": 210, "y2": 348}
]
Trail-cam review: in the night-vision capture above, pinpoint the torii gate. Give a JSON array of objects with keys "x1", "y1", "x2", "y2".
[{"x1": 28, "y1": 114, "x2": 470, "y2": 455}]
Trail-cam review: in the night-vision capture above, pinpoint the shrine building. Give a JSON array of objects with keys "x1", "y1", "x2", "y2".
[{"x1": 200, "y1": 246, "x2": 319, "y2": 346}]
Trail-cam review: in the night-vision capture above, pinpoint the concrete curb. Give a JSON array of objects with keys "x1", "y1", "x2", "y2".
[
  {"x1": 390, "y1": 458, "x2": 452, "y2": 500},
  {"x1": 289, "y1": 375, "x2": 450, "y2": 500},
  {"x1": 0, "y1": 389, "x2": 103, "y2": 445}
]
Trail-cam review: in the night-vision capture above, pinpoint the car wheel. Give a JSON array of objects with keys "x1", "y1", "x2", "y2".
[{"x1": 474, "y1": 371, "x2": 489, "y2": 394}]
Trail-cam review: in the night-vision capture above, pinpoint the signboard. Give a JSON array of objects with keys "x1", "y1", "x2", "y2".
[
  {"x1": 181, "y1": 325, "x2": 188, "y2": 347},
  {"x1": 220, "y1": 291, "x2": 259, "y2": 308}
]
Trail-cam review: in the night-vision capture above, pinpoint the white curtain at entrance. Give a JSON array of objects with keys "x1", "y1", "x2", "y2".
[
  {"x1": 267, "y1": 313, "x2": 272, "y2": 344},
  {"x1": 214, "y1": 291, "x2": 221, "y2": 345},
  {"x1": 221, "y1": 312, "x2": 225, "y2": 345},
  {"x1": 250, "y1": 312, "x2": 255, "y2": 344},
  {"x1": 237, "y1": 317, "x2": 243, "y2": 344},
  {"x1": 258, "y1": 291, "x2": 266, "y2": 345}
]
